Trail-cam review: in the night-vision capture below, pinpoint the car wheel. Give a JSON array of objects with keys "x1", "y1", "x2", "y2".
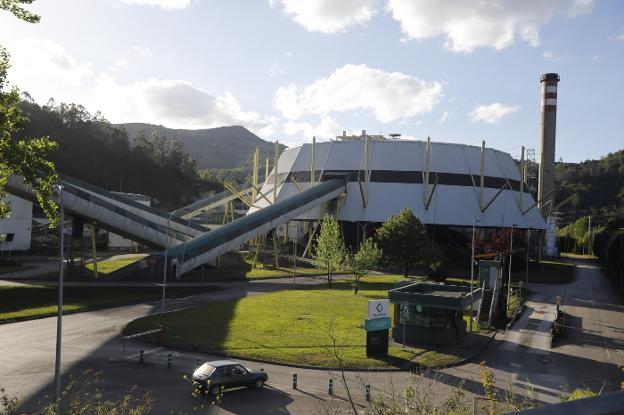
[
  {"x1": 254, "y1": 378, "x2": 264, "y2": 389},
  {"x1": 208, "y1": 385, "x2": 220, "y2": 398}
]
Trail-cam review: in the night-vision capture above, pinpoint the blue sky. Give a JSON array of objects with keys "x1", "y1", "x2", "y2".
[{"x1": 1, "y1": 0, "x2": 623, "y2": 162}]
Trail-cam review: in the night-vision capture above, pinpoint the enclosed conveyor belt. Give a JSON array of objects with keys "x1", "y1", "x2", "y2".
[
  {"x1": 6, "y1": 175, "x2": 190, "y2": 249},
  {"x1": 167, "y1": 178, "x2": 346, "y2": 274},
  {"x1": 57, "y1": 174, "x2": 205, "y2": 237},
  {"x1": 175, "y1": 182, "x2": 254, "y2": 220}
]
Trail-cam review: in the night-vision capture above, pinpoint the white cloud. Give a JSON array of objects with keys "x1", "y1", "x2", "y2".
[
  {"x1": 283, "y1": 116, "x2": 341, "y2": 140},
  {"x1": 6, "y1": 38, "x2": 93, "y2": 103},
  {"x1": 542, "y1": 51, "x2": 553, "y2": 59},
  {"x1": 437, "y1": 111, "x2": 450, "y2": 124},
  {"x1": 108, "y1": 58, "x2": 128, "y2": 72},
  {"x1": 95, "y1": 76, "x2": 277, "y2": 135},
  {"x1": 274, "y1": 64, "x2": 444, "y2": 123},
  {"x1": 268, "y1": 62, "x2": 286, "y2": 77},
  {"x1": 272, "y1": 0, "x2": 379, "y2": 33},
  {"x1": 469, "y1": 103, "x2": 520, "y2": 124},
  {"x1": 121, "y1": 0, "x2": 191, "y2": 10},
  {"x1": 610, "y1": 33, "x2": 624, "y2": 43},
  {"x1": 133, "y1": 45, "x2": 154, "y2": 59},
  {"x1": 5, "y1": 37, "x2": 275, "y2": 137},
  {"x1": 386, "y1": 0, "x2": 593, "y2": 53}
]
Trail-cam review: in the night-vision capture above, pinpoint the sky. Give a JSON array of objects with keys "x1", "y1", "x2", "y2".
[{"x1": 1, "y1": 0, "x2": 623, "y2": 162}]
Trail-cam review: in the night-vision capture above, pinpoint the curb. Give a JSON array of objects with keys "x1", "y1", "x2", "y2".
[
  {"x1": 126, "y1": 328, "x2": 500, "y2": 373},
  {"x1": 505, "y1": 304, "x2": 527, "y2": 331}
]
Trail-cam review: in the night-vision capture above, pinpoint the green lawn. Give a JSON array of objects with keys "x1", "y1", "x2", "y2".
[
  {"x1": 182, "y1": 260, "x2": 334, "y2": 282},
  {"x1": 125, "y1": 275, "x2": 464, "y2": 369},
  {"x1": 85, "y1": 255, "x2": 146, "y2": 275},
  {"x1": 0, "y1": 285, "x2": 218, "y2": 322},
  {"x1": 560, "y1": 252, "x2": 598, "y2": 260}
]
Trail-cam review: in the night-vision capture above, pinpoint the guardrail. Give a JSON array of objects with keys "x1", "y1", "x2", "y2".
[{"x1": 122, "y1": 327, "x2": 163, "y2": 351}]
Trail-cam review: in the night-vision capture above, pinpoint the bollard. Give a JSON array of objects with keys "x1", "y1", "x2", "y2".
[
  {"x1": 292, "y1": 373, "x2": 298, "y2": 390},
  {"x1": 139, "y1": 349, "x2": 144, "y2": 364},
  {"x1": 167, "y1": 353, "x2": 172, "y2": 369},
  {"x1": 196, "y1": 358, "x2": 202, "y2": 367},
  {"x1": 365, "y1": 384, "x2": 371, "y2": 402},
  {"x1": 328, "y1": 378, "x2": 333, "y2": 395}
]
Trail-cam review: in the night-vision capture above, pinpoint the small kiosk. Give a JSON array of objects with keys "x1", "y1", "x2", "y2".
[{"x1": 388, "y1": 282, "x2": 482, "y2": 345}]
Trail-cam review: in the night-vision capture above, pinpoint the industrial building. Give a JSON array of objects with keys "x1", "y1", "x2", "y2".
[
  {"x1": 250, "y1": 135, "x2": 546, "y2": 253},
  {"x1": 0, "y1": 194, "x2": 33, "y2": 252}
]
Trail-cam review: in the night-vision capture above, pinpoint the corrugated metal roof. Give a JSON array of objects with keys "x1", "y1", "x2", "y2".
[{"x1": 249, "y1": 140, "x2": 546, "y2": 230}]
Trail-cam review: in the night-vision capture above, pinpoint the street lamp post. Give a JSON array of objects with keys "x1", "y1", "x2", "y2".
[
  {"x1": 54, "y1": 185, "x2": 64, "y2": 408},
  {"x1": 507, "y1": 224, "x2": 518, "y2": 311},
  {"x1": 469, "y1": 216, "x2": 480, "y2": 347},
  {"x1": 291, "y1": 222, "x2": 297, "y2": 288},
  {"x1": 525, "y1": 228, "x2": 531, "y2": 286},
  {"x1": 401, "y1": 301, "x2": 408, "y2": 351},
  {"x1": 162, "y1": 211, "x2": 176, "y2": 315},
  {"x1": 619, "y1": 228, "x2": 624, "y2": 292}
]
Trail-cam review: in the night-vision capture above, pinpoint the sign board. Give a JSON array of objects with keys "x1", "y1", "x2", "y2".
[
  {"x1": 366, "y1": 329, "x2": 388, "y2": 358},
  {"x1": 367, "y1": 299, "x2": 390, "y2": 319},
  {"x1": 365, "y1": 317, "x2": 391, "y2": 332}
]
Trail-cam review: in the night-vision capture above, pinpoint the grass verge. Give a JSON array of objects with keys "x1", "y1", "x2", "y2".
[
  {"x1": 182, "y1": 260, "x2": 335, "y2": 282},
  {"x1": 125, "y1": 275, "x2": 464, "y2": 369},
  {"x1": 0, "y1": 285, "x2": 218, "y2": 323},
  {"x1": 85, "y1": 255, "x2": 146, "y2": 275}
]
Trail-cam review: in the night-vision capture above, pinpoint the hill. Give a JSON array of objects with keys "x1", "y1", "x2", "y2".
[
  {"x1": 119, "y1": 123, "x2": 284, "y2": 171},
  {"x1": 19, "y1": 101, "x2": 221, "y2": 209},
  {"x1": 556, "y1": 149, "x2": 624, "y2": 225}
]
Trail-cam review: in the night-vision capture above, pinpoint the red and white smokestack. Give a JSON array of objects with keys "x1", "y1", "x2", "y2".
[{"x1": 538, "y1": 73, "x2": 560, "y2": 215}]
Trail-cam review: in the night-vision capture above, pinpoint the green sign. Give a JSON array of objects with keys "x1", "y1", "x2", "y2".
[{"x1": 365, "y1": 317, "x2": 391, "y2": 331}]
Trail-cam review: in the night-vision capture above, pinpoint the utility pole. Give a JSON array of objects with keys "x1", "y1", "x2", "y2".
[{"x1": 54, "y1": 185, "x2": 65, "y2": 410}]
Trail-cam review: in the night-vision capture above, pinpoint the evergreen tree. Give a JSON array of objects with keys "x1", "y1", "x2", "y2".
[{"x1": 376, "y1": 208, "x2": 436, "y2": 277}]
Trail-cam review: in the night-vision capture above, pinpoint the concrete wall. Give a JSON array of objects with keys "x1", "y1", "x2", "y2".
[{"x1": 0, "y1": 195, "x2": 33, "y2": 252}]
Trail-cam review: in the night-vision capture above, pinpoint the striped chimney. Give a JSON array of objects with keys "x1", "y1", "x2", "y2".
[{"x1": 538, "y1": 73, "x2": 560, "y2": 215}]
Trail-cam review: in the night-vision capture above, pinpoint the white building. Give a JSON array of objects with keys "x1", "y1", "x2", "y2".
[
  {"x1": 0, "y1": 194, "x2": 33, "y2": 252},
  {"x1": 252, "y1": 137, "x2": 546, "y2": 231}
]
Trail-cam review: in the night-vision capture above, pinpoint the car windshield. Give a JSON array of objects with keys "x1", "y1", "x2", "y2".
[{"x1": 199, "y1": 364, "x2": 216, "y2": 377}]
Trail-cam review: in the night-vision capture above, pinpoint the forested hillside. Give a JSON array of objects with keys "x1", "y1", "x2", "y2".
[
  {"x1": 18, "y1": 100, "x2": 222, "y2": 209},
  {"x1": 556, "y1": 149, "x2": 624, "y2": 225},
  {"x1": 120, "y1": 123, "x2": 285, "y2": 171}
]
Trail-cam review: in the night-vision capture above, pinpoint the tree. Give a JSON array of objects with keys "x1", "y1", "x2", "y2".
[
  {"x1": 1, "y1": 47, "x2": 58, "y2": 223},
  {"x1": 314, "y1": 214, "x2": 344, "y2": 288},
  {"x1": 344, "y1": 237, "x2": 382, "y2": 295},
  {"x1": 0, "y1": 0, "x2": 40, "y2": 23},
  {"x1": 376, "y1": 208, "x2": 433, "y2": 277}
]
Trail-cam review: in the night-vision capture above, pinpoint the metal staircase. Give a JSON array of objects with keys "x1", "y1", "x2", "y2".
[{"x1": 477, "y1": 277, "x2": 501, "y2": 326}]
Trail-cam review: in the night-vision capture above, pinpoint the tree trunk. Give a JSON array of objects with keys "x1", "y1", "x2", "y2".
[{"x1": 403, "y1": 263, "x2": 408, "y2": 277}]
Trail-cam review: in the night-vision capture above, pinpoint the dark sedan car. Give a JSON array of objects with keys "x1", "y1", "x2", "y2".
[{"x1": 192, "y1": 360, "x2": 268, "y2": 397}]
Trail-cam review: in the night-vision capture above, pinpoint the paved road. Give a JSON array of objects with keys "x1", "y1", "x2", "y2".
[
  {"x1": 1, "y1": 259, "x2": 623, "y2": 413},
  {"x1": 444, "y1": 258, "x2": 624, "y2": 403}
]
